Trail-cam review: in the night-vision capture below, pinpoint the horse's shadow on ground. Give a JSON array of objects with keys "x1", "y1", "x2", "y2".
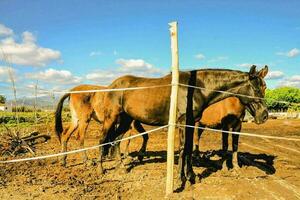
[
  {"x1": 127, "y1": 150, "x2": 276, "y2": 179},
  {"x1": 193, "y1": 150, "x2": 276, "y2": 182}
]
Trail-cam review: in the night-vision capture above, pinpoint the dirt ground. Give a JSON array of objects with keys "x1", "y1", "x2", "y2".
[{"x1": 0, "y1": 119, "x2": 300, "y2": 200}]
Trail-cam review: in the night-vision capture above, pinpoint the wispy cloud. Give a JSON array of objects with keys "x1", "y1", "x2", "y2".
[
  {"x1": 207, "y1": 56, "x2": 228, "y2": 63},
  {"x1": 266, "y1": 71, "x2": 284, "y2": 80},
  {"x1": 86, "y1": 58, "x2": 165, "y2": 85},
  {"x1": 194, "y1": 53, "x2": 205, "y2": 60},
  {"x1": 236, "y1": 63, "x2": 262, "y2": 68},
  {"x1": 278, "y1": 75, "x2": 300, "y2": 88},
  {"x1": 276, "y1": 48, "x2": 299, "y2": 58},
  {"x1": 89, "y1": 51, "x2": 103, "y2": 57},
  {"x1": 0, "y1": 24, "x2": 13, "y2": 36},
  {"x1": 25, "y1": 68, "x2": 82, "y2": 85}
]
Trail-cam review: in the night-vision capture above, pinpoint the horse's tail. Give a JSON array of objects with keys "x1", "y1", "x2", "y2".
[{"x1": 55, "y1": 93, "x2": 70, "y2": 143}]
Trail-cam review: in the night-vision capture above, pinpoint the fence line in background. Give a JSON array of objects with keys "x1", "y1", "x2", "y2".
[{"x1": 38, "y1": 84, "x2": 173, "y2": 94}]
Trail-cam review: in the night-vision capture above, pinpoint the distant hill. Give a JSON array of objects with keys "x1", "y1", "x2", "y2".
[{"x1": 6, "y1": 95, "x2": 69, "y2": 110}]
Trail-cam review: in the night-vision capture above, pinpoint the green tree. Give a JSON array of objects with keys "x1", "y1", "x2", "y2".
[
  {"x1": 265, "y1": 87, "x2": 300, "y2": 111},
  {"x1": 0, "y1": 95, "x2": 6, "y2": 104}
]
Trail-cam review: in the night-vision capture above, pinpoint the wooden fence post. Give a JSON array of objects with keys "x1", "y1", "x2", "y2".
[{"x1": 166, "y1": 21, "x2": 179, "y2": 196}]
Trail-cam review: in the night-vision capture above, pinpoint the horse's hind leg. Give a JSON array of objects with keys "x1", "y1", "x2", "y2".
[
  {"x1": 222, "y1": 129, "x2": 229, "y2": 153},
  {"x1": 133, "y1": 120, "x2": 148, "y2": 162},
  {"x1": 112, "y1": 114, "x2": 133, "y2": 172},
  {"x1": 61, "y1": 122, "x2": 78, "y2": 166},
  {"x1": 221, "y1": 127, "x2": 230, "y2": 170},
  {"x1": 97, "y1": 109, "x2": 121, "y2": 175},
  {"x1": 193, "y1": 122, "x2": 203, "y2": 159},
  {"x1": 232, "y1": 122, "x2": 241, "y2": 169},
  {"x1": 123, "y1": 129, "x2": 132, "y2": 158},
  {"x1": 77, "y1": 119, "x2": 90, "y2": 165}
]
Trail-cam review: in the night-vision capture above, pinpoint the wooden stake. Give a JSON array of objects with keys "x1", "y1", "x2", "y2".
[{"x1": 166, "y1": 21, "x2": 179, "y2": 196}]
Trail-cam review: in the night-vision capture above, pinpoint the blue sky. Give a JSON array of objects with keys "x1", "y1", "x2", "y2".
[{"x1": 0, "y1": 0, "x2": 299, "y2": 98}]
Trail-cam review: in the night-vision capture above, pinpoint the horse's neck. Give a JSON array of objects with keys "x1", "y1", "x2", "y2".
[{"x1": 198, "y1": 70, "x2": 248, "y2": 106}]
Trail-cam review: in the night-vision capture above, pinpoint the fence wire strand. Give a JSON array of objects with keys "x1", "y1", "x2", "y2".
[
  {"x1": 0, "y1": 125, "x2": 169, "y2": 164},
  {"x1": 175, "y1": 124, "x2": 300, "y2": 142}
]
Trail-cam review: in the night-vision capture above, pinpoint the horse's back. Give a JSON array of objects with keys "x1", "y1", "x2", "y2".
[
  {"x1": 69, "y1": 84, "x2": 107, "y2": 119},
  {"x1": 200, "y1": 97, "x2": 244, "y2": 127}
]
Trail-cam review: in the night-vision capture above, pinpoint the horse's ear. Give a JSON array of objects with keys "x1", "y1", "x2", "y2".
[
  {"x1": 249, "y1": 65, "x2": 257, "y2": 77},
  {"x1": 257, "y1": 65, "x2": 268, "y2": 78}
]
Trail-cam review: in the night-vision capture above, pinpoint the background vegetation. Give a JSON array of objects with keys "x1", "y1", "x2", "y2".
[{"x1": 265, "y1": 87, "x2": 300, "y2": 112}]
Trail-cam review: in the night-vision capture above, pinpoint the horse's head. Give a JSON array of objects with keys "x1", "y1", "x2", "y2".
[{"x1": 238, "y1": 65, "x2": 268, "y2": 124}]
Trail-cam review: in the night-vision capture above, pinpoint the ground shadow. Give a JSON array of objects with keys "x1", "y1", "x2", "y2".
[
  {"x1": 126, "y1": 149, "x2": 276, "y2": 179},
  {"x1": 126, "y1": 150, "x2": 170, "y2": 172},
  {"x1": 195, "y1": 150, "x2": 276, "y2": 181}
]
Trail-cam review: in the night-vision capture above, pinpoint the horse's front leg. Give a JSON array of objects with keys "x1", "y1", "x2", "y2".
[
  {"x1": 184, "y1": 122, "x2": 196, "y2": 185},
  {"x1": 232, "y1": 122, "x2": 241, "y2": 169},
  {"x1": 133, "y1": 121, "x2": 148, "y2": 162},
  {"x1": 176, "y1": 127, "x2": 187, "y2": 189}
]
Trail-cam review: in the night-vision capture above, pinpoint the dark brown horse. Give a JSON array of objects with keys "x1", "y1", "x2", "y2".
[
  {"x1": 98, "y1": 65, "x2": 268, "y2": 188},
  {"x1": 124, "y1": 97, "x2": 245, "y2": 168}
]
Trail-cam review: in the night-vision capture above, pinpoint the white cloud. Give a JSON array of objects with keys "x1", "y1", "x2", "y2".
[
  {"x1": 25, "y1": 68, "x2": 82, "y2": 85},
  {"x1": 86, "y1": 70, "x2": 118, "y2": 85},
  {"x1": 89, "y1": 51, "x2": 103, "y2": 57},
  {"x1": 276, "y1": 48, "x2": 300, "y2": 58},
  {"x1": 287, "y1": 48, "x2": 300, "y2": 57},
  {"x1": 278, "y1": 75, "x2": 300, "y2": 88},
  {"x1": 266, "y1": 71, "x2": 284, "y2": 80},
  {"x1": 236, "y1": 63, "x2": 262, "y2": 68},
  {"x1": 0, "y1": 24, "x2": 61, "y2": 67},
  {"x1": 116, "y1": 58, "x2": 152, "y2": 71},
  {"x1": 86, "y1": 58, "x2": 165, "y2": 84},
  {"x1": 0, "y1": 24, "x2": 13, "y2": 36},
  {"x1": 208, "y1": 56, "x2": 228, "y2": 63},
  {"x1": 116, "y1": 58, "x2": 162, "y2": 74},
  {"x1": 194, "y1": 53, "x2": 205, "y2": 60}
]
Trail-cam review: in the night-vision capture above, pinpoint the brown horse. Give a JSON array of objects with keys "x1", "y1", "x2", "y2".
[
  {"x1": 55, "y1": 84, "x2": 106, "y2": 166},
  {"x1": 194, "y1": 96, "x2": 246, "y2": 168},
  {"x1": 54, "y1": 84, "x2": 148, "y2": 166},
  {"x1": 98, "y1": 65, "x2": 268, "y2": 188}
]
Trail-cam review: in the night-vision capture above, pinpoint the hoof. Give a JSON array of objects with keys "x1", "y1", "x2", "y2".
[
  {"x1": 84, "y1": 159, "x2": 95, "y2": 167},
  {"x1": 174, "y1": 177, "x2": 186, "y2": 191},
  {"x1": 232, "y1": 162, "x2": 239, "y2": 169},
  {"x1": 97, "y1": 165, "x2": 105, "y2": 175},
  {"x1": 123, "y1": 156, "x2": 133, "y2": 165},
  {"x1": 185, "y1": 180, "x2": 194, "y2": 189},
  {"x1": 232, "y1": 153, "x2": 239, "y2": 169},
  {"x1": 61, "y1": 160, "x2": 67, "y2": 167},
  {"x1": 187, "y1": 172, "x2": 196, "y2": 185},
  {"x1": 222, "y1": 160, "x2": 229, "y2": 171},
  {"x1": 229, "y1": 167, "x2": 239, "y2": 174},
  {"x1": 137, "y1": 154, "x2": 144, "y2": 162},
  {"x1": 195, "y1": 175, "x2": 201, "y2": 183}
]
